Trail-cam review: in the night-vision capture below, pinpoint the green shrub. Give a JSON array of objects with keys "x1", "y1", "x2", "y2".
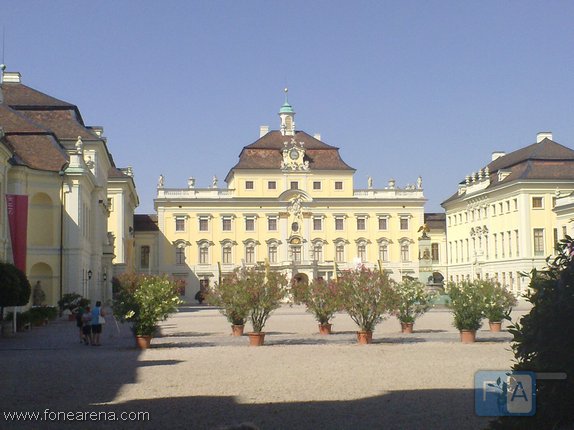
[
  {"x1": 113, "y1": 274, "x2": 183, "y2": 336},
  {"x1": 206, "y1": 269, "x2": 251, "y2": 325},
  {"x1": 393, "y1": 278, "x2": 435, "y2": 324},
  {"x1": 337, "y1": 266, "x2": 398, "y2": 332},
  {"x1": 490, "y1": 237, "x2": 574, "y2": 429},
  {"x1": 446, "y1": 280, "x2": 487, "y2": 331},
  {"x1": 242, "y1": 266, "x2": 287, "y2": 333},
  {"x1": 291, "y1": 277, "x2": 341, "y2": 325}
]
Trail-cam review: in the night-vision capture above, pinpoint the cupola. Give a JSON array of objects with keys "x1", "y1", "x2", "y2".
[{"x1": 279, "y1": 88, "x2": 295, "y2": 136}]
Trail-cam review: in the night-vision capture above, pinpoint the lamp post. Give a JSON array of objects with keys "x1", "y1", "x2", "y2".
[{"x1": 87, "y1": 270, "x2": 92, "y2": 297}]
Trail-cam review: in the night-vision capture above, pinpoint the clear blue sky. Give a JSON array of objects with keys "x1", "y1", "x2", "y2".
[{"x1": 3, "y1": 1, "x2": 574, "y2": 214}]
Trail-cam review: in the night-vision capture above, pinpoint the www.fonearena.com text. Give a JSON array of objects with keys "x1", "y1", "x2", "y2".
[{"x1": 3, "y1": 409, "x2": 150, "y2": 422}]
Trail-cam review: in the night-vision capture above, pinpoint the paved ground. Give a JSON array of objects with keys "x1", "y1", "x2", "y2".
[{"x1": 0, "y1": 302, "x2": 531, "y2": 430}]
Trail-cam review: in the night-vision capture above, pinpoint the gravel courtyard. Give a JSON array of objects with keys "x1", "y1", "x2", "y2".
[{"x1": 0, "y1": 303, "x2": 530, "y2": 430}]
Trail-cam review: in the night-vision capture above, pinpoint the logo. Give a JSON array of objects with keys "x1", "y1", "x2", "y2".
[{"x1": 475, "y1": 371, "x2": 536, "y2": 416}]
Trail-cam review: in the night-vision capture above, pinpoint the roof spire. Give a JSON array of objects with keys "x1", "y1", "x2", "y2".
[{"x1": 279, "y1": 88, "x2": 295, "y2": 136}]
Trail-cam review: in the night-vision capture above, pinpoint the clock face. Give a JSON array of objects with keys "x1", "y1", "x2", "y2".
[{"x1": 289, "y1": 149, "x2": 299, "y2": 160}]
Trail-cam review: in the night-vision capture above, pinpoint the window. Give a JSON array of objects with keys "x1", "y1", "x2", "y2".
[
  {"x1": 199, "y1": 245, "x2": 209, "y2": 264},
  {"x1": 508, "y1": 230, "x2": 512, "y2": 257},
  {"x1": 400, "y1": 243, "x2": 410, "y2": 262},
  {"x1": 533, "y1": 229, "x2": 544, "y2": 256},
  {"x1": 356, "y1": 217, "x2": 366, "y2": 231},
  {"x1": 268, "y1": 244, "x2": 277, "y2": 263},
  {"x1": 245, "y1": 244, "x2": 255, "y2": 264},
  {"x1": 493, "y1": 233, "x2": 498, "y2": 258},
  {"x1": 335, "y1": 244, "x2": 345, "y2": 263},
  {"x1": 554, "y1": 228, "x2": 558, "y2": 251},
  {"x1": 222, "y1": 245, "x2": 232, "y2": 264},
  {"x1": 175, "y1": 216, "x2": 185, "y2": 232},
  {"x1": 532, "y1": 197, "x2": 543, "y2": 209},
  {"x1": 267, "y1": 181, "x2": 276, "y2": 190},
  {"x1": 431, "y1": 243, "x2": 439, "y2": 262},
  {"x1": 199, "y1": 217, "x2": 209, "y2": 232},
  {"x1": 290, "y1": 181, "x2": 298, "y2": 190},
  {"x1": 379, "y1": 243, "x2": 389, "y2": 261},
  {"x1": 313, "y1": 243, "x2": 323, "y2": 262},
  {"x1": 492, "y1": 204, "x2": 496, "y2": 216},
  {"x1": 176, "y1": 247, "x2": 186, "y2": 265},
  {"x1": 500, "y1": 232, "x2": 505, "y2": 258},
  {"x1": 222, "y1": 217, "x2": 232, "y2": 231},
  {"x1": 246, "y1": 181, "x2": 254, "y2": 190},
  {"x1": 335, "y1": 181, "x2": 343, "y2": 190},
  {"x1": 268, "y1": 217, "x2": 277, "y2": 231},
  {"x1": 552, "y1": 197, "x2": 557, "y2": 208},
  {"x1": 313, "y1": 217, "x2": 323, "y2": 231},
  {"x1": 513, "y1": 199, "x2": 518, "y2": 211},
  {"x1": 313, "y1": 181, "x2": 321, "y2": 190},
  {"x1": 291, "y1": 246, "x2": 301, "y2": 262},
  {"x1": 400, "y1": 217, "x2": 409, "y2": 230},
  {"x1": 140, "y1": 246, "x2": 150, "y2": 269},
  {"x1": 245, "y1": 217, "x2": 255, "y2": 231},
  {"x1": 563, "y1": 226, "x2": 568, "y2": 238},
  {"x1": 515, "y1": 230, "x2": 519, "y2": 257},
  {"x1": 357, "y1": 244, "x2": 366, "y2": 261},
  {"x1": 378, "y1": 217, "x2": 388, "y2": 230},
  {"x1": 506, "y1": 201, "x2": 510, "y2": 212},
  {"x1": 335, "y1": 217, "x2": 344, "y2": 231}
]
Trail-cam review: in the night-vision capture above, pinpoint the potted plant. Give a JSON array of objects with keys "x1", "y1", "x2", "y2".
[
  {"x1": 337, "y1": 266, "x2": 398, "y2": 344},
  {"x1": 113, "y1": 273, "x2": 183, "y2": 348},
  {"x1": 446, "y1": 280, "x2": 486, "y2": 343},
  {"x1": 242, "y1": 266, "x2": 287, "y2": 346},
  {"x1": 482, "y1": 280, "x2": 517, "y2": 332},
  {"x1": 206, "y1": 269, "x2": 251, "y2": 336},
  {"x1": 394, "y1": 278, "x2": 435, "y2": 333},
  {"x1": 292, "y1": 277, "x2": 341, "y2": 334}
]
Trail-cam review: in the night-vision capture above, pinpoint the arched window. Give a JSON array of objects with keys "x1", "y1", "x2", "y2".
[
  {"x1": 400, "y1": 242, "x2": 410, "y2": 262},
  {"x1": 244, "y1": 240, "x2": 257, "y2": 264},
  {"x1": 334, "y1": 240, "x2": 346, "y2": 263},
  {"x1": 140, "y1": 246, "x2": 150, "y2": 269}
]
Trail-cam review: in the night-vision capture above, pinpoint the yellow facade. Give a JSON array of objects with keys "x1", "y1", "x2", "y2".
[
  {"x1": 146, "y1": 97, "x2": 429, "y2": 299},
  {"x1": 442, "y1": 132, "x2": 574, "y2": 293}
]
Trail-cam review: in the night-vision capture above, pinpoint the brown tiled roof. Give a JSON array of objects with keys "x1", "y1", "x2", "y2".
[
  {"x1": 1, "y1": 83, "x2": 75, "y2": 109},
  {"x1": 424, "y1": 213, "x2": 446, "y2": 231},
  {"x1": 134, "y1": 214, "x2": 158, "y2": 232},
  {"x1": 5, "y1": 134, "x2": 68, "y2": 172},
  {"x1": 108, "y1": 167, "x2": 129, "y2": 178},
  {"x1": 226, "y1": 130, "x2": 354, "y2": 181},
  {"x1": 0, "y1": 104, "x2": 51, "y2": 134},
  {"x1": 16, "y1": 110, "x2": 98, "y2": 141},
  {"x1": 442, "y1": 138, "x2": 574, "y2": 206}
]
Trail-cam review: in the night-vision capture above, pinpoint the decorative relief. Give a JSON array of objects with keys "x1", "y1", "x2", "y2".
[{"x1": 281, "y1": 137, "x2": 309, "y2": 171}]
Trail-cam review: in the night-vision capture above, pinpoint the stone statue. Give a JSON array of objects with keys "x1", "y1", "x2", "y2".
[
  {"x1": 416, "y1": 176, "x2": 423, "y2": 189},
  {"x1": 289, "y1": 196, "x2": 302, "y2": 217},
  {"x1": 418, "y1": 223, "x2": 430, "y2": 239},
  {"x1": 32, "y1": 281, "x2": 46, "y2": 306},
  {"x1": 75, "y1": 136, "x2": 83, "y2": 154},
  {"x1": 188, "y1": 177, "x2": 195, "y2": 188},
  {"x1": 368, "y1": 176, "x2": 373, "y2": 189},
  {"x1": 212, "y1": 176, "x2": 218, "y2": 188},
  {"x1": 157, "y1": 174, "x2": 164, "y2": 188},
  {"x1": 388, "y1": 178, "x2": 396, "y2": 189}
]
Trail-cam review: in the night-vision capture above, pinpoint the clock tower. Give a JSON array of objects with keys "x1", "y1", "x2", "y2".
[{"x1": 279, "y1": 88, "x2": 295, "y2": 136}]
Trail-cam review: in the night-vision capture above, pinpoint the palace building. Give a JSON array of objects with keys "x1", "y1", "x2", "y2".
[
  {"x1": 142, "y1": 92, "x2": 441, "y2": 300},
  {"x1": 441, "y1": 132, "x2": 574, "y2": 294},
  {"x1": 0, "y1": 69, "x2": 138, "y2": 305}
]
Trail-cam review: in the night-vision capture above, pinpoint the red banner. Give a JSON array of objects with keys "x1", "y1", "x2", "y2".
[{"x1": 6, "y1": 194, "x2": 28, "y2": 272}]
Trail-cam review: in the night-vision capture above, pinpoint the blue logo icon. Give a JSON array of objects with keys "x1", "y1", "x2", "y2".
[{"x1": 475, "y1": 371, "x2": 536, "y2": 416}]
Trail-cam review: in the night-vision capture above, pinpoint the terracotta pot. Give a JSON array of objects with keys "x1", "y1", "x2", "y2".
[
  {"x1": 460, "y1": 330, "x2": 476, "y2": 343},
  {"x1": 318, "y1": 323, "x2": 332, "y2": 335},
  {"x1": 135, "y1": 335, "x2": 152, "y2": 349},
  {"x1": 248, "y1": 332, "x2": 266, "y2": 346},
  {"x1": 231, "y1": 324, "x2": 244, "y2": 336},
  {"x1": 401, "y1": 322, "x2": 414, "y2": 334},
  {"x1": 489, "y1": 321, "x2": 502, "y2": 332},
  {"x1": 356, "y1": 330, "x2": 373, "y2": 344}
]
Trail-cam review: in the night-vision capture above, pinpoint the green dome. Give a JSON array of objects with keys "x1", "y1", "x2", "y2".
[{"x1": 279, "y1": 102, "x2": 294, "y2": 114}]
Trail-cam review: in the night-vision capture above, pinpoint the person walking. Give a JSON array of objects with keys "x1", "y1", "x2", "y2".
[
  {"x1": 75, "y1": 305, "x2": 85, "y2": 343},
  {"x1": 81, "y1": 306, "x2": 92, "y2": 345},
  {"x1": 90, "y1": 301, "x2": 105, "y2": 346}
]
